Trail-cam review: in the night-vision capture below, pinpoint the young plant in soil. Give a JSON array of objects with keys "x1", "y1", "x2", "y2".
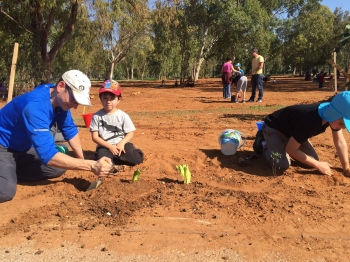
[
  {"x1": 132, "y1": 168, "x2": 147, "y2": 182},
  {"x1": 176, "y1": 164, "x2": 191, "y2": 184},
  {"x1": 271, "y1": 151, "x2": 282, "y2": 176}
]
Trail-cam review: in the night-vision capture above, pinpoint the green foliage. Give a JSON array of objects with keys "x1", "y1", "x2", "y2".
[
  {"x1": 335, "y1": 24, "x2": 350, "y2": 53},
  {"x1": 271, "y1": 151, "x2": 282, "y2": 176},
  {"x1": 176, "y1": 164, "x2": 191, "y2": 184},
  {"x1": 0, "y1": 0, "x2": 84, "y2": 84},
  {"x1": 281, "y1": 4, "x2": 334, "y2": 72},
  {"x1": 0, "y1": 0, "x2": 347, "y2": 87},
  {"x1": 132, "y1": 168, "x2": 142, "y2": 182}
]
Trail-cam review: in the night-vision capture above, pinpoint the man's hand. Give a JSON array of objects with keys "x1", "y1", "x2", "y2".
[{"x1": 91, "y1": 157, "x2": 113, "y2": 177}]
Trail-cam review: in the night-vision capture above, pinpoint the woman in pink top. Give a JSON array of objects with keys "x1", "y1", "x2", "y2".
[{"x1": 221, "y1": 57, "x2": 234, "y2": 99}]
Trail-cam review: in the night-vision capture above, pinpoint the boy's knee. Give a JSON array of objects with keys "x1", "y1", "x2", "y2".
[
  {"x1": 135, "y1": 150, "x2": 144, "y2": 165},
  {"x1": 126, "y1": 151, "x2": 144, "y2": 166},
  {"x1": 0, "y1": 182, "x2": 17, "y2": 203}
]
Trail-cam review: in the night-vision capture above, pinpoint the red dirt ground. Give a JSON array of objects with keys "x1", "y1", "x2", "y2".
[{"x1": 1, "y1": 76, "x2": 350, "y2": 261}]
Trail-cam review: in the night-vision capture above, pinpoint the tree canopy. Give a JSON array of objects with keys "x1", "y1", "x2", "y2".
[{"x1": 0, "y1": 0, "x2": 349, "y2": 88}]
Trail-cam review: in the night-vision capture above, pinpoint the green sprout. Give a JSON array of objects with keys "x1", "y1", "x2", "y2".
[
  {"x1": 132, "y1": 168, "x2": 147, "y2": 182},
  {"x1": 176, "y1": 164, "x2": 191, "y2": 184},
  {"x1": 271, "y1": 151, "x2": 282, "y2": 176}
]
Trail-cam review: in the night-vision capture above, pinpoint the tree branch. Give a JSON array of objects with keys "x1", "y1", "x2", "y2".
[{"x1": 0, "y1": 9, "x2": 34, "y2": 35}]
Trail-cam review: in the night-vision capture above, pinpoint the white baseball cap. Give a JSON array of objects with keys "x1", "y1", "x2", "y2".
[{"x1": 62, "y1": 70, "x2": 91, "y2": 106}]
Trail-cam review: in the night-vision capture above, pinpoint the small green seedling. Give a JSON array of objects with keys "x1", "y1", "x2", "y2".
[
  {"x1": 271, "y1": 151, "x2": 282, "y2": 176},
  {"x1": 132, "y1": 168, "x2": 147, "y2": 182},
  {"x1": 176, "y1": 164, "x2": 191, "y2": 184}
]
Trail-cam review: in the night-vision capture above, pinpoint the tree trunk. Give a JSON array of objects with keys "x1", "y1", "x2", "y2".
[
  {"x1": 194, "y1": 27, "x2": 215, "y2": 81},
  {"x1": 43, "y1": 59, "x2": 51, "y2": 83},
  {"x1": 180, "y1": 37, "x2": 186, "y2": 85},
  {"x1": 126, "y1": 67, "x2": 130, "y2": 80},
  {"x1": 31, "y1": 1, "x2": 79, "y2": 82},
  {"x1": 194, "y1": 58, "x2": 204, "y2": 81},
  {"x1": 109, "y1": 62, "x2": 115, "y2": 80},
  {"x1": 131, "y1": 56, "x2": 134, "y2": 80},
  {"x1": 141, "y1": 62, "x2": 146, "y2": 81}
]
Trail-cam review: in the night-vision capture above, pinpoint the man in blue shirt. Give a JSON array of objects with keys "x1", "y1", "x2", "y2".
[{"x1": 0, "y1": 70, "x2": 112, "y2": 203}]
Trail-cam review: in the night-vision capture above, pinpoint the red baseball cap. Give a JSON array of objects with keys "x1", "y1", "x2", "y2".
[{"x1": 99, "y1": 80, "x2": 122, "y2": 96}]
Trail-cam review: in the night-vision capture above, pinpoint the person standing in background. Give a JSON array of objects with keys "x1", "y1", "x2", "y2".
[
  {"x1": 232, "y1": 63, "x2": 247, "y2": 103},
  {"x1": 221, "y1": 57, "x2": 234, "y2": 99},
  {"x1": 318, "y1": 71, "x2": 325, "y2": 89},
  {"x1": 247, "y1": 48, "x2": 264, "y2": 102}
]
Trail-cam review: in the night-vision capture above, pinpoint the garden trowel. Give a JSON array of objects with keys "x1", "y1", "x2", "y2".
[
  {"x1": 86, "y1": 177, "x2": 102, "y2": 191},
  {"x1": 86, "y1": 164, "x2": 124, "y2": 191}
]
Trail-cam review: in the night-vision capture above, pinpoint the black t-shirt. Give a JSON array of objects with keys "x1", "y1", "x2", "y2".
[{"x1": 264, "y1": 103, "x2": 329, "y2": 144}]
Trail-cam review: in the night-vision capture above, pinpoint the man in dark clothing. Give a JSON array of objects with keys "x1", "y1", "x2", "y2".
[{"x1": 253, "y1": 92, "x2": 350, "y2": 177}]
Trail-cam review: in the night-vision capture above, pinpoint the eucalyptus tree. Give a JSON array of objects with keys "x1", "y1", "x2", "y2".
[
  {"x1": 0, "y1": 10, "x2": 22, "y2": 81},
  {"x1": 1, "y1": 0, "x2": 89, "y2": 82},
  {"x1": 196, "y1": 0, "x2": 278, "y2": 77},
  {"x1": 282, "y1": 4, "x2": 334, "y2": 74},
  {"x1": 259, "y1": 0, "x2": 321, "y2": 17},
  {"x1": 172, "y1": 0, "x2": 283, "y2": 80},
  {"x1": 150, "y1": 1, "x2": 182, "y2": 80},
  {"x1": 173, "y1": 0, "x2": 197, "y2": 83},
  {"x1": 150, "y1": 0, "x2": 325, "y2": 80},
  {"x1": 51, "y1": 3, "x2": 106, "y2": 80},
  {"x1": 123, "y1": 33, "x2": 154, "y2": 80},
  {"x1": 152, "y1": 0, "x2": 254, "y2": 82},
  {"x1": 90, "y1": 0, "x2": 150, "y2": 80},
  {"x1": 333, "y1": 9, "x2": 350, "y2": 69}
]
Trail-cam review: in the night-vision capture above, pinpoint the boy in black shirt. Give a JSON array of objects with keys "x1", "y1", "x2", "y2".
[{"x1": 253, "y1": 92, "x2": 350, "y2": 177}]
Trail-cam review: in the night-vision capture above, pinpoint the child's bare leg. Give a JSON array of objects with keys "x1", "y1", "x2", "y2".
[{"x1": 237, "y1": 90, "x2": 242, "y2": 102}]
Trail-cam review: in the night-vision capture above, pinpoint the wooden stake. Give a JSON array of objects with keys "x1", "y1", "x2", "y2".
[
  {"x1": 347, "y1": 60, "x2": 350, "y2": 91},
  {"x1": 334, "y1": 51, "x2": 337, "y2": 93},
  {"x1": 7, "y1": 43, "x2": 19, "y2": 103}
]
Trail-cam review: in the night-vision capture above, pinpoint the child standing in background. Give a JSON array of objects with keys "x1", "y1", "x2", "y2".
[
  {"x1": 90, "y1": 80, "x2": 144, "y2": 168},
  {"x1": 232, "y1": 63, "x2": 247, "y2": 103}
]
